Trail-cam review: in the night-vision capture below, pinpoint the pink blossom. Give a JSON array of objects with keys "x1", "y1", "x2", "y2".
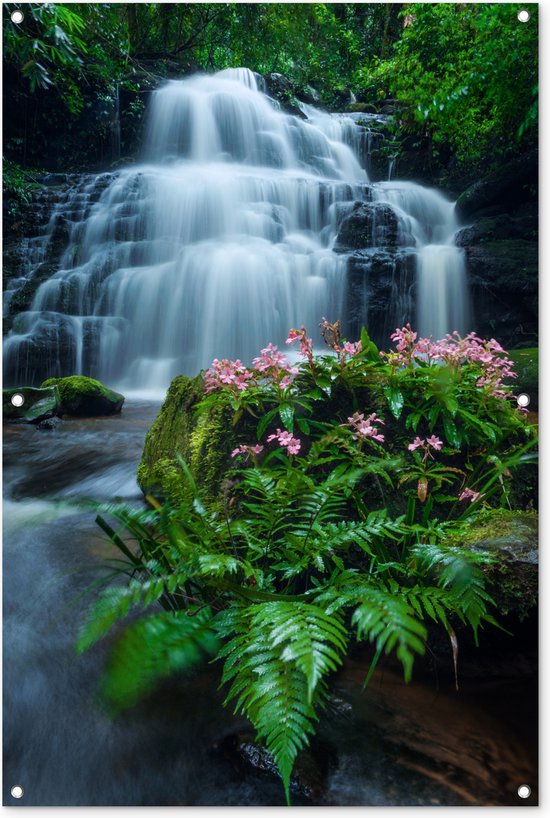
[
  {"x1": 426, "y1": 435, "x2": 443, "y2": 451},
  {"x1": 459, "y1": 487, "x2": 484, "y2": 504},
  {"x1": 342, "y1": 340, "x2": 362, "y2": 358},
  {"x1": 231, "y1": 444, "x2": 264, "y2": 459},
  {"x1": 205, "y1": 358, "x2": 254, "y2": 393},
  {"x1": 407, "y1": 437, "x2": 425, "y2": 452},
  {"x1": 266, "y1": 427, "x2": 302, "y2": 456},
  {"x1": 343, "y1": 411, "x2": 385, "y2": 443},
  {"x1": 286, "y1": 326, "x2": 314, "y2": 361}
]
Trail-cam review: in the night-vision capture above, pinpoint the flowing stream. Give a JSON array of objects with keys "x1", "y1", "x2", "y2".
[
  {"x1": 4, "y1": 67, "x2": 469, "y2": 390},
  {"x1": 3, "y1": 404, "x2": 536, "y2": 806}
]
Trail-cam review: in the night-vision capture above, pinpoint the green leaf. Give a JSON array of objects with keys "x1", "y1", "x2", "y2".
[
  {"x1": 279, "y1": 403, "x2": 295, "y2": 433},
  {"x1": 442, "y1": 414, "x2": 461, "y2": 447},
  {"x1": 360, "y1": 326, "x2": 380, "y2": 362},
  {"x1": 384, "y1": 385, "x2": 404, "y2": 419},
  {"x1": 296, "y1": 417, "x2": 310, "y2": 435}
]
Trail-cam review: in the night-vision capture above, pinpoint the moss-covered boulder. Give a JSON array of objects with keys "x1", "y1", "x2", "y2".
[
  {"x1": 40, "y1": 375, "x2": 124, "y2": 416},
  {"x1": 458, "y1": 509, "x2": 538, "y2": 621},
  {"x1": 138, "y1": 374, "x2": 254, "y2": 505},
  {"x1": 3, "y1": 386, "x2": 60, "y2": 424}
]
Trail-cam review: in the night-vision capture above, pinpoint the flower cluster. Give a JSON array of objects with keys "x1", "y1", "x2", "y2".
[
  {"x1": 384, "y1": 325, "x2": 517, "y2": 399},
  {"x1": 205, "y1": 358, "x2": 254, "y2": 394},
  {"x1": 459, "y1": 487, "x2": 484, "y2": 504},
  {"x1": 286, "y1": 326, "x2": 313, "y2": 363},
  {"x1": 252, "y1": 343, "x2": 298, "y2": 389},
  {"x1": 319, "y1": 318, "x2": 362, "y2": 363},
  {"x1": 343, "y1": 411, "x2": 385, "y2": 443},
  {"x1": 231, "y1": 443, "x2": 264, "y2": 459},
  {"x1": 267, "y1": 428, "x2": 301, "y2": 456},
  {"x1": 407, "y1": 435, "x2": 443, "y2": 453}
]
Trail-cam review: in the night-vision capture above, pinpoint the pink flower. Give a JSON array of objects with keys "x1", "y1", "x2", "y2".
[
  {"x1": 343, "y1": 411, "x2": 385, "y2": 444},
  {"x1": 407, "y1": 437, "x2": 425, "y2": 452},
  {"x1": 266, "y1": 428, "x2": 302, "y2": 456},
  {"x1": 343, "y1": 341, "x2": 362, "y2": 356},
  {"x1": 205, "y1": 358, "x2": 254, "y2": 394},
  {"x1": 426, "y1": 435, "x2": 443, "y2": 451},
  {"x1": 286, "y1": 326, "x2": 313, "y2": 361},
  {"x1": 459, "y1": 487, "x2": 484, "y2": 503},
  {"x1": 231, "y1": 444, "x2": 264, "y2": 459}
]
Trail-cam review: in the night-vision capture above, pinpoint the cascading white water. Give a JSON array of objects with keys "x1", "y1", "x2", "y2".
[
  {"x1": 4, "y1": 67, "x2": 469, "y2": 389},
  {"x1": 370, "y1": 180, "x2": 470, "y2": 339}
]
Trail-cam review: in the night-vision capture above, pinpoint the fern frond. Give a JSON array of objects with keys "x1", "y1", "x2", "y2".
[
  {"x1": 101, "y1": 608, "x2": 219, "y2": 712},
  {"x1": 217, "y1": 601, "x2": 347, "y2": 803},
  {"x1": 351, "y1": 588, "x2": 427, "y2": 682},
  {"x1": 410, "y1": 542, "x2": 496, "y2": 640}
]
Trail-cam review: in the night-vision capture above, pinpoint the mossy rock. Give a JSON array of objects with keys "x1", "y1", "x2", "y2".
[
  {"x1": 138, "y1": 374, "x2": 255, "y2": 505},
  {"x1": 3, "y1": 386, "x2": 60, "y2": 424},
  {"x1": 457, "y1": 509, "x2": 538, "y2": 620},
  {"x1": 40, "y1": 376, "x2": 124, "y2": 417},
  {"x1": 508, "y1": 348, "x2": 538, "y2": 408}
]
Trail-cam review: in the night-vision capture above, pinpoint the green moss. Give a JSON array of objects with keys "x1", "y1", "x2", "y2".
[
  {"x1": 449, "y1": 509, "x2": 538, "y2": 620},
  {"x1": 138, "y1": 374, "x2": 259, "y2": 505},
  {"x1": 40, "y1": 375, "x2": 124, "y2": 416}
]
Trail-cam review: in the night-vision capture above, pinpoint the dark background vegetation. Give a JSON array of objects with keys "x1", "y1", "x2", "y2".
[{"x1": 3, "y1": 3, "x2": 538, "y2": 180}]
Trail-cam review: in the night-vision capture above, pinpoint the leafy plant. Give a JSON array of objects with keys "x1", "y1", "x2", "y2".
[{"x1": 78, "y1": 323, "x2": 536, "y2": 802}]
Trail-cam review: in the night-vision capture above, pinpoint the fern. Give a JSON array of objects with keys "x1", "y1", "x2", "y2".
[
  {"x1": 410, "y1": 542, "x2": 497, "y2": 640},
  {"x1": 217, "y1": 601, "x2": 347, "y2": 803},
  {"x1": 101, "y1": 608, "x2": 220, "y2": 712}
]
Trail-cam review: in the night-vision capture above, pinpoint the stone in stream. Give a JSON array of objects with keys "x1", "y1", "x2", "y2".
[
  {"x1": 36, "y1": 416, "x2": 63, "y2": 431},
  {"x1": 334, "y1": 202, "x2": 406, "y2": 251},
  {"x1": 40, "y1": 375, "x2": 124, "y2": 417},
  {"x1": 213, "y1": 730, "x2": 336, "y2": 804},
  {"x1": 3, "y1": 386, "x2": 60, "y2": 424}
]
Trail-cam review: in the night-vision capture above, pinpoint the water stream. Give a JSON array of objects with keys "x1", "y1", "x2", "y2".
[{"x1": 4, "y1": 67, "x2": 469, "y2": 389}]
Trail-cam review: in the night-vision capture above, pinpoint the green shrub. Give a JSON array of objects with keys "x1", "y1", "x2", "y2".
[{"x1": 78, "y1": 321, "x2": 536, "y2": 803}]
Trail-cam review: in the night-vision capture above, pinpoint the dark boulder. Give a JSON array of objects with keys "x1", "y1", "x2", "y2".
[
  {"x1": 344, "y1": 249, "x2": 416, "y2": 346},
  {"x1": 213, "y1": 730, "x2": 335, "y2": 804},
  {"x1": 335, "y1": 202, "x2": 411, "y2": 251},
  {"x1": 455, "y1": 150, "x2": 538, "y2": 221},
  {"x1": 460, "y1": 238, "x2": 537, "y2": 349},
  {"x1": 40, "y1": 375, "x2": 124, "y2": 417},
  {"x1": 263, "y1": 73, "x2": 305, "y2": 118},
  {"x1": 36, "y1": 415, "x2": 63, "y2": 431}
]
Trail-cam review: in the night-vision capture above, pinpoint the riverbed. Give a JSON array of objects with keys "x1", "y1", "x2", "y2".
[{"x1": 3, "y1": 401, "x2": 537, "y2": 806}]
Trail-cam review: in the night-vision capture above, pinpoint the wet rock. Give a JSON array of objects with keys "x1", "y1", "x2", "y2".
[
  {"x1": 347, "y1": 102, "x2": 378, "y2": 114},
  {"x1": 214, "y1": 730, "x2": 335, "y2": 803},
  {"x1": 40, "y1": 375, "x2": 124, "y2": 417},
  {"x1": 36, "y1": 416, "x2": 63, "y2": 431},
  {"x1": 137, "y1": 374, "x2": 257, "y2": 505},
  {"x1": 344, "y1": 250, "x2": 416, "y2": 346},
  {"x1": 296, "y1": 85, "x2": 322, "y2": 105},
  {"x1": 460, "y1": 238, "x2": 537, "y2": 349},
  {"x1": 455, "y1": 150, "x2": 538, "y2": 221},
  {"x1": 462, "y1": 509, "x2": 538, "y2": 620},
  {"x1": 263, "y1": 73, "x2": 305, "y2": 118},
  {"x1": 3, "y1": 386, "x2": 60, "y2": 424},
  {"x1": 334, "y1": 202, "x2": 406, "y2": 251}
]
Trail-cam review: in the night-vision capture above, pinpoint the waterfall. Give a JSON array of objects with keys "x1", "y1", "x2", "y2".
[{"x1": 4, "y1": 68, "x2": 469, "y2": 389}]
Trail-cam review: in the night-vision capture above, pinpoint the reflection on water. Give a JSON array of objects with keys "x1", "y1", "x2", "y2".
[{"x1": 3, "y1": 402, "x2": 537, "y2": 805}]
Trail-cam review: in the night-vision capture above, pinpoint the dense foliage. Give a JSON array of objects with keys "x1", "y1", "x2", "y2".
[
  {"x1": 78, "y1": 323, "x2": 536, "y2": 803},
  {"x1": 3, "y1": 3, "x2": 537, "y2": 176}
]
